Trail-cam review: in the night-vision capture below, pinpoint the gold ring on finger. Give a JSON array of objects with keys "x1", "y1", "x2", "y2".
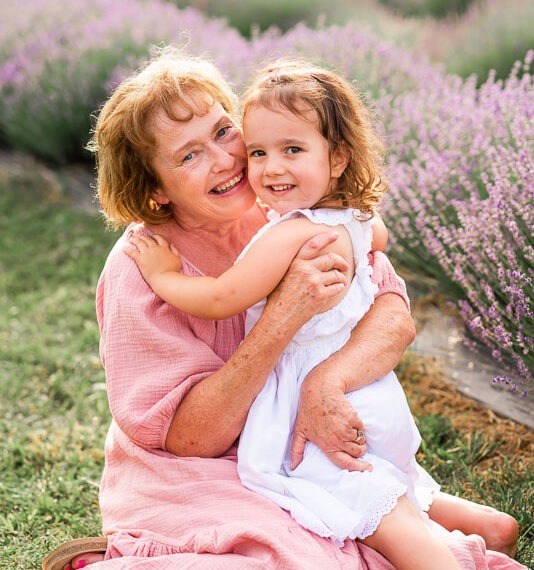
[{"x1": 354, "y1": 429, "x2": 365, "y2": 445}]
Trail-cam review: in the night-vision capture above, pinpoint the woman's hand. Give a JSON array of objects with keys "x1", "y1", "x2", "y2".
[
  {"x1": 290, "y1": 369, "x2": 372, "y2": 472},
  {"x1": 164, "y1": 231, "x2": 350, "y2": 458},
  {"x1": 264, "y1": 230, "x2": 349, "y2": 328},
  {"x1": 287, "y1": 248, "x2": 414, "y2": 473},
  {"x1": 264, "y1": 230, "x2": 371, "y2": 471}
]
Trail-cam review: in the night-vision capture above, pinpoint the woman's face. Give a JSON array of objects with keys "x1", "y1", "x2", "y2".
[{"x1": 150, "y1": 101, "x2": 256, "y2": 229}]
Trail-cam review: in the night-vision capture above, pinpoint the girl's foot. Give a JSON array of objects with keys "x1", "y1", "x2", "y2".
[
  {"x1": 481, "y1": 510, "x2": 519, "y2": 558},
  {"x1": 428, "y1": 493, "x2": 519, "y2": 558}
]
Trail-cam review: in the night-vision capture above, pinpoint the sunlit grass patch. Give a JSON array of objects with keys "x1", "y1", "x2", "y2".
[{"x1": 397, "y1": 352, "x2": 533, "y2": 566}]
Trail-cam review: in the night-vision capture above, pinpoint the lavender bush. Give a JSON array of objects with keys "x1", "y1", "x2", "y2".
[
  {"x1": 246, "y1": 22, "x2": 438, "y2": 98},
  {"x1": 0, "y1": 0, "x2": 247, "y2": 162},
  {"x1": 0, "y1": 1, "x2": 531, "y2": 393},
  {"x1": 379, "y1": 55, "x2": 533, "y2": 394},
  {"x1": 0, "y1": 0, "x2": 433, "y2": 162}
]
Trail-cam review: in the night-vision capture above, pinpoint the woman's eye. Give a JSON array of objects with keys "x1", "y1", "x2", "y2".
[
  {"x1": 216, "y1": 126, "x2": 231, "y2": 138},
  {"x1": 287, "y1": 146, "x2": 301, "y2": 154},
  {"x1": 182, "y1": 152, "x2": 194, "y2": 163}
]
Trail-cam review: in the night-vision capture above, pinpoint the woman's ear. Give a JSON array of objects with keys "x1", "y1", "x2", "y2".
[
  {"x1": 150, "y1": 188, "x2": 170, "y2": 205},
  {"x1": 331, "y1": 145, "x2": 349, "y2": 179}
]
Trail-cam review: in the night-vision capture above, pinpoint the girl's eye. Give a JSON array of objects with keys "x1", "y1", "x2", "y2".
[
  {"x1": 250, "y1": 150, "x2": 265, "y2": 157},
  {"x1": 287, "y1": 146, "x2": 301, "y2": 154}
]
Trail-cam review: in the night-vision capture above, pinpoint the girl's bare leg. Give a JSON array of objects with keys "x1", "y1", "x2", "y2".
[
  {"x1": 428, "y1": 491, "x2": 519, "y2": 557},
  {"x1": 361, "y1": 495, "x2": 461, "y2": 570}
]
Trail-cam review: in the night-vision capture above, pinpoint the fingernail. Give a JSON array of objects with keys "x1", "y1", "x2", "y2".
[{"x1": 77, "y1": 561, "x2": 87, "y2": 569}]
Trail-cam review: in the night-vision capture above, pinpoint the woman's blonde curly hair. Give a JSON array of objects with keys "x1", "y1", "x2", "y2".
[
  {"x1": 87, "y1": 47, "x2": 238, "y2": 229},
  {"x1": 242, "y1": 58, "x2": 388, "y2": 217}
]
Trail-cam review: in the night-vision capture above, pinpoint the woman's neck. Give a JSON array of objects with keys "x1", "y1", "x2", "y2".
[{"x1": 146, "y1": 205, "x2": 267, "y2": 277}]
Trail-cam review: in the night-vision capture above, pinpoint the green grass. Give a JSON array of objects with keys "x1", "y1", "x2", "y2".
[
  {"x1": 0, "y1": 173, "x2": 118, "y2": 568},
  {"x1": 420, "y1": 423, "x2": 534, "y2": 566},
  {"x1": 0, "y1": 171, "x2": 531, "y2": 568}
]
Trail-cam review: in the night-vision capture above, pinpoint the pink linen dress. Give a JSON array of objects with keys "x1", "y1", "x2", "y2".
[{"x1": 90, "y1": 205, "x2": 526, "y2": 569}]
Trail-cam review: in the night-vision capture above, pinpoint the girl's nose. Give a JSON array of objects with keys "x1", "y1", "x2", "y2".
[{"x1": 263, "y1": 155, "x2": 285, "y2": 177}]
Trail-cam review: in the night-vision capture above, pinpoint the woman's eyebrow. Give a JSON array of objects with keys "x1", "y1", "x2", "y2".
[
  {"x1": 171, "y1": 116, "x2": 233, "y2": 159},
  {"x1": 213, "y1": 115, "x2": 233, "y2": 131}
]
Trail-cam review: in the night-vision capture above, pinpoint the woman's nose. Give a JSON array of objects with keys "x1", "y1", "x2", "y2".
[{"x1": 210, "y1": 143, "x2": 235, "y2": 172}]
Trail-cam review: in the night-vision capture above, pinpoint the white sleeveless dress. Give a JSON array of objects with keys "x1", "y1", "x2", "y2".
[{"x1": 237, "y1": 208, "x2": 439, "y2": 546}]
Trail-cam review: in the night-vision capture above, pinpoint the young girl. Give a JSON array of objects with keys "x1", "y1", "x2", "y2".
[{"x1": 125, "y1": 60, "x2": 460, "y2": 570}]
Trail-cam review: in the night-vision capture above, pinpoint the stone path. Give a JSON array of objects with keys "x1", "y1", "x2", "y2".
[
  {"x1": 412, "y1": 306, "x2": 533, "y2": 430},
  {"x1": 0, "y1": 149, "x2": 98, "y2": 213}
]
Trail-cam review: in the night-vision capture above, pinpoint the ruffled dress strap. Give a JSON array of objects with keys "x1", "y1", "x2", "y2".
[{"x1": 276, "y1": 208, "x2": 378, "y2": 297}]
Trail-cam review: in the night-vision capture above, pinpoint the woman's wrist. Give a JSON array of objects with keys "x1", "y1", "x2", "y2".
[{"x1": 305, "y1": 355, "x2": 353, "y2": 395}]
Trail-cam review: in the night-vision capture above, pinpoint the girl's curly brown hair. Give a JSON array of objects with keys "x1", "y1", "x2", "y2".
[{"x1": 242, "y1": 58, "x2": 388, "y2": 217}]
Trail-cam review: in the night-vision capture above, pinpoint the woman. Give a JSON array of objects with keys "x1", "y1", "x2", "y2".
[{"x1": 43, "y1": 48, "x2": 520, "y2": 570}]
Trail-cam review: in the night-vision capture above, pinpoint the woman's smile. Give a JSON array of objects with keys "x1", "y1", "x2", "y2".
[
  {"x1": 150, "y1": 103, "x2": 256, "y2": 226},
  {"x1": 210, "y1": 169, "x2": 246, "y2": 195}
]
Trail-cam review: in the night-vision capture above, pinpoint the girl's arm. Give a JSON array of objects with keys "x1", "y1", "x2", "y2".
[
  {"x1": 371, "y1": 216, "x2": 388, "y2": 252},
  {"x1": 125, "y1": 218, "x2": 349, "y2": 320},
  {"x1": 164, "y1": 231, "x2": 350, "y2": 457}
]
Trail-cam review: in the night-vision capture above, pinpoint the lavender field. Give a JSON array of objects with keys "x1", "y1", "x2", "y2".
[{"x1": 0, "y1": 0, "x2": 532, "y2": 396}]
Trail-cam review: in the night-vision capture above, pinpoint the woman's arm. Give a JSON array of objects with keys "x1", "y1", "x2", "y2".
[
  {"x1": 290, "y1": 251, "x2": 415, "y2": 471},
  {"x1": 101, "y1": 230, "x2": 348, "y2": 458},
  {"x1": 164, "y1": 231, "x2": 351, "y2": 456},
  {"x1": 125, "y1": 218, "x2": 348, "y2": 320}
]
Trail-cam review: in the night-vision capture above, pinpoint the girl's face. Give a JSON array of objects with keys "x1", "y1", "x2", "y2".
[
  {"x1": 150, "y1": 101, "x2": 256, "y2": 229},
  {"x1": 243, "y1": 103, "x2": 347, "y2": 215}
]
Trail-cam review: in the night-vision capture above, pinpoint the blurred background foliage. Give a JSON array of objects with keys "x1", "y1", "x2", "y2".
[
  {"x1": 1, "y1": 1, "x2": 532, "y2": 566},
  {"x1": 2, "y1": 0, "x2": 532, "y2": 163},
  {"x1": 377, "y1": 0, "x2": 472, "y2": 18},
  {"x1": 0, "y1": 0, "x2": 531, "y2": 393},
  {"x1": 170, "y1": 0, "x2": 533, "y2": 83}
]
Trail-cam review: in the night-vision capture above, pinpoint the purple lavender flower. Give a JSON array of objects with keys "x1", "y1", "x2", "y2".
[{"x1": 382, "y1": 51, "x2": 533, "y2": 393}]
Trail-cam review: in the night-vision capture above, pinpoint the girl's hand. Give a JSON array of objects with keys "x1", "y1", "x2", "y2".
[{"x1": 124, "y1": 234, "x2": 182, "y2": 284}]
